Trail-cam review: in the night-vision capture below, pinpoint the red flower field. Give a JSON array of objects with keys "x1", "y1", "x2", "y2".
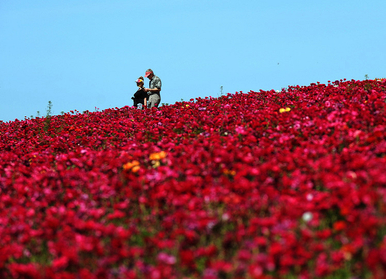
[{"x1": 1, "y1": 79, "x2": 386, "y2": 278}]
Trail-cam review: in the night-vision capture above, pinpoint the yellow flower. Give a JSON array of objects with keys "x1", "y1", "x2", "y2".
[
  {"x1": 279, "y1": 107, "x2": 291, "y2": 113},
  {"x1": 152, "y1": 161, "x2": 161, "y2": 168}
]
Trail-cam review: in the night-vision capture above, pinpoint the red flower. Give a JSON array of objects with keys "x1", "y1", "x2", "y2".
[{"x1": 1, "y1": 79, "x2": 386, "y2": 277}]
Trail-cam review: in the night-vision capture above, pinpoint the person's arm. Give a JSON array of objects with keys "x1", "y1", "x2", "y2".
[
  {"x1": 145, "y1": 77, "x2": 161, "y2": 94},
  {"x1": 144, "y1": 87, "x2": 160, "y2": 94},
  {"x1": 144, "y1": 97, "x2": 147, "y2": 108}
]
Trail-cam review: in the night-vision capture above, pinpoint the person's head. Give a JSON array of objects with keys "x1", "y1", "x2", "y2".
[
  {"x1": 135, "y1": 76, "x2": 144, "y2": 87},
  {"x1": 145, "y1": 69, "x2": 154, "y2": 79}
]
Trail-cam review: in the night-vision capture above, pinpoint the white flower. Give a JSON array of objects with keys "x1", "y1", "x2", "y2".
[
  {"x1": 302, "y1": 212, "x2": 313, "y2": 222},
  {"x1": 222, "y1": 213, "x2": 230, "y2": 221}
]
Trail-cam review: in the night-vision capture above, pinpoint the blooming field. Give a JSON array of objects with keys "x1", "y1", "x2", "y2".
[{"x1": 1, "y1": 79, "x2": 386, "y2": 278}]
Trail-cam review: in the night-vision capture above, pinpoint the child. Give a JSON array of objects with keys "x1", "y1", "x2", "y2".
[{"x1": 132, "y1": 77, "x2": 148, "y2": 109}]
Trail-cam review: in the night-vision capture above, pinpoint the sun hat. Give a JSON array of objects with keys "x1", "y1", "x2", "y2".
[{"x1": 145, "y1": 69, "x2": 153, "y2": 77}]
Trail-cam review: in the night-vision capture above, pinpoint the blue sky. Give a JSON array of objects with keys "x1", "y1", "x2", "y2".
[{"x1": 1, "y1": 0, "x2": 385, "y2": 122}]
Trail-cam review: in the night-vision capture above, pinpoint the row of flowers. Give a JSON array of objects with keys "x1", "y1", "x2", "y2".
[{"x1": 0, "y1": 79, "x2": 386, "y2": 278}]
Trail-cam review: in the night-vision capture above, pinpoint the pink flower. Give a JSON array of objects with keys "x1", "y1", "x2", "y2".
[{"x1": 157, "y1": 252, "x2": 176, "y2": 265}]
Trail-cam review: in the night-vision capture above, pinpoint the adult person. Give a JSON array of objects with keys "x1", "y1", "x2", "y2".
[
  {"x1": 132, "y1": 77, "x2": 148, "y2": 109},
  {"x1": 144, "y1": 69, "x2": 162, "y2": 108}
]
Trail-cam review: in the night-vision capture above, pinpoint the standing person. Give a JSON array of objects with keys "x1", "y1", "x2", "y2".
[
  {"x1": 144, "y1": 69, "x2": 162, "y2": 108},
  {"x1": 132, "y1": 77, "x2": 148, "y2": 109}
]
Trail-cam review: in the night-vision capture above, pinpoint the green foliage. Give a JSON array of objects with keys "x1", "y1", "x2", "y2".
[
  {"x1": 43, "y1": 101, "x2": 53, "y2": 132},
  {"x1": 46, "y1": 101, "x2": 53, "y2": 118}
]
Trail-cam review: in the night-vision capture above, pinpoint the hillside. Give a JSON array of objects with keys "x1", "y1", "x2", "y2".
[{"x1": 1, "y1": 79, "x2": 386, "y2": 278}]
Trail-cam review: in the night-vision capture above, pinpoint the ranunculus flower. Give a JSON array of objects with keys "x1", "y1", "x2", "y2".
[{"x1": 0, "y1": 79, "x2": 386, "y2": 277}]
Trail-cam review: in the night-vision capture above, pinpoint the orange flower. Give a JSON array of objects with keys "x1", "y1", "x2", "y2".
[
  {"x1": 341, "y1": 244, "x2": 356, "y2": 260},
  {"x1": 123, "y1": 160, "x2": 140, "y2": 173},
  {"x1": 223, "y1": 169, "x2": 236, "y2": 176},
  {"x1": 131, "y1": 165, "x2": 140, "y2": 173},
  {"x1": 149, "y1": 151, "x2": 167, "y2": 161}
]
